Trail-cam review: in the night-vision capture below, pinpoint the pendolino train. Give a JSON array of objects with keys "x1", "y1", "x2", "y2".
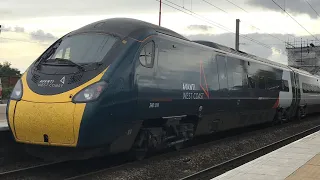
[{"x1": 6, "y1": 18, "x2": 320, "y2": 160}]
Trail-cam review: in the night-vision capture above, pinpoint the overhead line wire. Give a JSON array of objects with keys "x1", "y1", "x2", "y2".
[
  {"x1": 304, "y1": 0, "x2": 320, "y2": 18},
  {"x1": 202, "y1": 0, "x2": 295, "y2": 48},
  {"x1": 158, "y1": 0, "x2": 283, "y2": 54},
  {"x1": 224, "y1": 0, "x2": 248, "y2": 13},
  {"x1": 271, "y1": 0, "x2": 320, "y2": 41},
  {"x1": 165, "y1": 0, "x2": 274, "y2": 50},
  {"x1": 222, "y1": 0, "x2": 296, "y2": 42}
]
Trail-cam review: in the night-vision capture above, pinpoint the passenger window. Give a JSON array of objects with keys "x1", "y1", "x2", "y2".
[
  {"x1": 247, "y1": 74, "x2": 256, "y2": 89},
  {"x1": 282, "y1": 80, "x2": 289, "y2": 92},
  {"x1": 54, "y1": 49, "x2": 63, "y2": 59},
  {"x1": 303, "y1": 83, "x2": 307, "y2": 93},
  {"x1": 139, "y1": 41, "x2": 155, "y2": 68},
  {"x1": 64, "y1": 47, "x2": 71, "y2": 59},
  {"x1": 258, "y1": 77, "x2": 265, "y2": 89},
  {"x1": 233, "y1": 72, "x2": 243, "y2": 89},
  {"x1": 216, "y1": 55, "x2": 228, "y2": 90},
  {"x1": 209, "y1": 58, "x2": 219, "y2": 91}
]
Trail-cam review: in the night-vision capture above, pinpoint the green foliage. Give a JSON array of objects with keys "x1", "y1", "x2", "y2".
[
  {"x1": 0, "y1": 61, "x2": 21, "y2": 99},
  {"x1": 2, "y1": 87, "x2": 13, "y2": 99},
  {"x1": 0, "y1": 61, "x2": 21, "y2": 76}
]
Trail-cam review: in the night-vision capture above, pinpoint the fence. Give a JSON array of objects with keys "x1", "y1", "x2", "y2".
[
  {"x1": 0, "y1": 76, "x2": 20, "y2": 88},
  {"x1": 0, "y1": 76, "x2": 20, "y2": 99}
]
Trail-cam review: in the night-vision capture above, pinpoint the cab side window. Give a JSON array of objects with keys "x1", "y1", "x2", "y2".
[{"x1": 139, "y1": 41, "x2": 155, "y2": 68}]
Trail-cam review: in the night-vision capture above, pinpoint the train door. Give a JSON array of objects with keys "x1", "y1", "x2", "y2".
[
  {"x1": 294, "y1": 72, "x2": 301, "y2": 116},
  {"x1": 288, "y1": 71, "x2": 300, "y2": 119},
  {"x1": 215, "y1": 55, "x2": 231, "y2": 130},
  {"x1": 135, "y1": 40, "x2": 158, "y2": 119}
]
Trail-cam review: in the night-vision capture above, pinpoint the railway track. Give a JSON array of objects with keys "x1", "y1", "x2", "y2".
[
  {"x1": 0, "y1": 116, "x2": 319, "y2": 180},
  {"x1": 0, "y1": 152, "x2": 132, "y2": 180},
  {"x1": 62, "y1": 116, "x2": 320, "y2": 180},
  {"x1": 0, "y1": 122, "x2": 270, "y2": 179},
  {"x1": 0, "y1": 161, "x2": 64, "y2": 176},
  {"x1": 179, "y1": 124, "x2": 320, "y2": 180}
]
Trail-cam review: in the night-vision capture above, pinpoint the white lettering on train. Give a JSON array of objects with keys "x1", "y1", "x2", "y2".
[
  {"x1": 182, "y1": 83, "x2": 204, "y2": 100},
  {"x1": 182, "y1": 83, "x2": 195, "y2": 90},
  {"x1": 183, "y1": 92, "x2": 204, "y2": 100},
  {"x1": 38, "y1": 79, "x2": 64, "y2": 88}
]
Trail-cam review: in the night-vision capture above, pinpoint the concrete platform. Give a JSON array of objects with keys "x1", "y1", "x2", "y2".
[
  {"x1": 0, "y1": 119, "x2": 8, "y2": 131},
  {"x1": 211, "y1": 131, "x2": 320, "y2": 180},
  {"x1": 0, "y1": 104, "x2": 8, "y2": 131}
]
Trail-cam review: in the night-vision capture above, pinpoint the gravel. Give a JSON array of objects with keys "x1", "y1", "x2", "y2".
[
  {"x1": 1, "y1": 115, "x2": 320, "y2": 180},
  {"x1": 72, "y1": 115, "x2": 320, "y2": 180},
  {"x1": 0, "y1": 131, "x2": 49, "y2": 174}
]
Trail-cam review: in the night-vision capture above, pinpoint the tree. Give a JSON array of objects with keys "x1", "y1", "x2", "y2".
[{"x1": 0, "y1": 61, "x2": 21, "y2": 76}]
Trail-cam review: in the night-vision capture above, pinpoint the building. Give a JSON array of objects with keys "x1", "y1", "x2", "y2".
[{"x1": 286, "y1": 40, "x2": 320, "y2": 75}]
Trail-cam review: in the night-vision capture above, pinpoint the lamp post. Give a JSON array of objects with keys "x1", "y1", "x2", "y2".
[{"x1": 159, "y1": 0, "x2": 162, "y2": 26}]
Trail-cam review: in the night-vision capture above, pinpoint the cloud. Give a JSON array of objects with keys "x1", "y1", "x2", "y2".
[
  {"x1": 0, "y1": 0, "x2": 161, "y2": 19},
  {"x1": 186, "y1": 32, "x2": 290, "y2": 64},
  {"x1": 247, "y1": 0, "x2": 320, "y2": 19},
  {"x1": 0, "y1": 9, "x2": 12, "y2": 16},
  {"x1": 187, "y1": 25, "x2": 214, "y2": 32},
  {"x1": 0, "y1": 25, "x2": 11, "y2": 32},
  {"x1": 187, "y1": 31, "x2": 320, "y2": 67},
  {"x1": 1, "y1": 24, "x2": 58, "y2": 43},
  {"x1": 0, "y1": 25, "x2": 25, "y2": 33},
  {"x1": 30, "y1": 30, "x2": 58, "y2": 42},
  {"x1": 14, "y1": 26, "x2": 25, "y2": 33},
  {"x1": 0, "y1": 0, "x2": 251, "y2": 20}
]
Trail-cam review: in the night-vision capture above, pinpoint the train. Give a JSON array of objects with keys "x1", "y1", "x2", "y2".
[{"x1": 6, "y1": 18, "x2": 320, "y2": 160}]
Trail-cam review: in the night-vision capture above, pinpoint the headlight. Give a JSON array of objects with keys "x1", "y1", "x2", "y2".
[
  {"x1": 72, "y1": 81, "x2": 107, "y2": 103},
  {"x1": 10, "y1": 79, "x2": 23, "y2": 100}
]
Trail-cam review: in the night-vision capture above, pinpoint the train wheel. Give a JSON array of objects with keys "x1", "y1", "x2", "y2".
[
  {"x1": 173, "y1": 142, "x2": 184, "y2": 151},
  {"x1": 131, "y1": 149, "x2": 148, "y2": 161},
  {"x1": 273, "y1": 109, "x2": 283, "y2": 125},
  {"x1": 296, "y1": 107, "x2": 303, "y2": 121}
]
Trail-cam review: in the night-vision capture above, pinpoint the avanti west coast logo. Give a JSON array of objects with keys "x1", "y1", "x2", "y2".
[{"x1": 37, "y1": 76, "x2": 65, "y2": 88}]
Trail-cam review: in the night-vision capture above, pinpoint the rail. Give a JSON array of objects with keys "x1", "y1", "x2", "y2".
[{"x1": 178, "y1": 125, "x2": 320, "y2": 180}]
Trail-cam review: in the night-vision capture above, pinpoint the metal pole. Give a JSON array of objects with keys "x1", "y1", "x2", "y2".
[
  {"x1": 159, "y1": 0, "x2": 162, "y2": 26},
  {"x1": 235, "y1": 19, "x2": 240, "y2": 51},
  {"x1": 301, "y1": 38, "x2": 303, "y2": 66}
]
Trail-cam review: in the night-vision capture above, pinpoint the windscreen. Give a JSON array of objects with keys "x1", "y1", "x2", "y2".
[{"x1": 45, "y1": 33, "x2": 118, "y2": 64}]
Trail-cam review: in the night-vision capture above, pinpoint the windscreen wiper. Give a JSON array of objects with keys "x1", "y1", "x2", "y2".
[{"x1": 42, "y1": 58, "x2": 85, "y2": 71}]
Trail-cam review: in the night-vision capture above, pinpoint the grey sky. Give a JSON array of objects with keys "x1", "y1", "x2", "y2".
[
  {"x1": 1, "y1": 0, "x2": 320, "y2": 71},
  {"x1": 2, "y1": 0, "x2": 319, "y2": 20},
  {"x1": 187, "y1": 25, "x2": 215, "y2": 31},
  {"x1": 188, "y1": 33, "x2": 283, "y2": 62},
  {"x1": 248, "y1": 0, "x2": 320, "y2": 19},
  {"x1": 0, "y1": 0, "x2": 254, "y2": 19},
  {"x1": 1, "y1": 25, "x2": 57, "y2": 41},
  {"x1": 30, "y1": 30, "x2": 57, "y2": 42},
  {"x1": 1, "y1": 25, "x2": 24, "y2": 32}
]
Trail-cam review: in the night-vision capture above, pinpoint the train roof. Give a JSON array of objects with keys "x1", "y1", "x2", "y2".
[
  {"x1": 193, "y1": 41, "x2": 320, "y2": 78},
  {"x1": 66, "y1": 18, "x2": 320, "y2": 78},
  {"x1": 289, "y1": 66, "x2": 320, "y2": 78},
  {"x1": 193, "y1": 40, "x2": 290, "y2": 69},
  {"x1": 68, "y1": 18, "x2": 189, "y2": 41}
]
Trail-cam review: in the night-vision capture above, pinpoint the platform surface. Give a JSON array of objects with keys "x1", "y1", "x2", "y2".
[
  {"x1": 211, "y1": 130, "x2": 320, "y2": 180},
  {"x1": 0, "y1": 104, "x2": 8, "y2": 131}
]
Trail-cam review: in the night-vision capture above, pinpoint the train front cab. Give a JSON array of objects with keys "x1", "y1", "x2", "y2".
[
  {"x1": 5, "y1": 31, "x2": 148, "y2": 159},
  {"x1": 7, "y1": 70, "x2": 107, "y2": 148}
]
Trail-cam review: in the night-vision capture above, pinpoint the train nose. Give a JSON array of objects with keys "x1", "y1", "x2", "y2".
[{"x1": 12, "y1": 101, "x2": 84, "y2": 146}]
